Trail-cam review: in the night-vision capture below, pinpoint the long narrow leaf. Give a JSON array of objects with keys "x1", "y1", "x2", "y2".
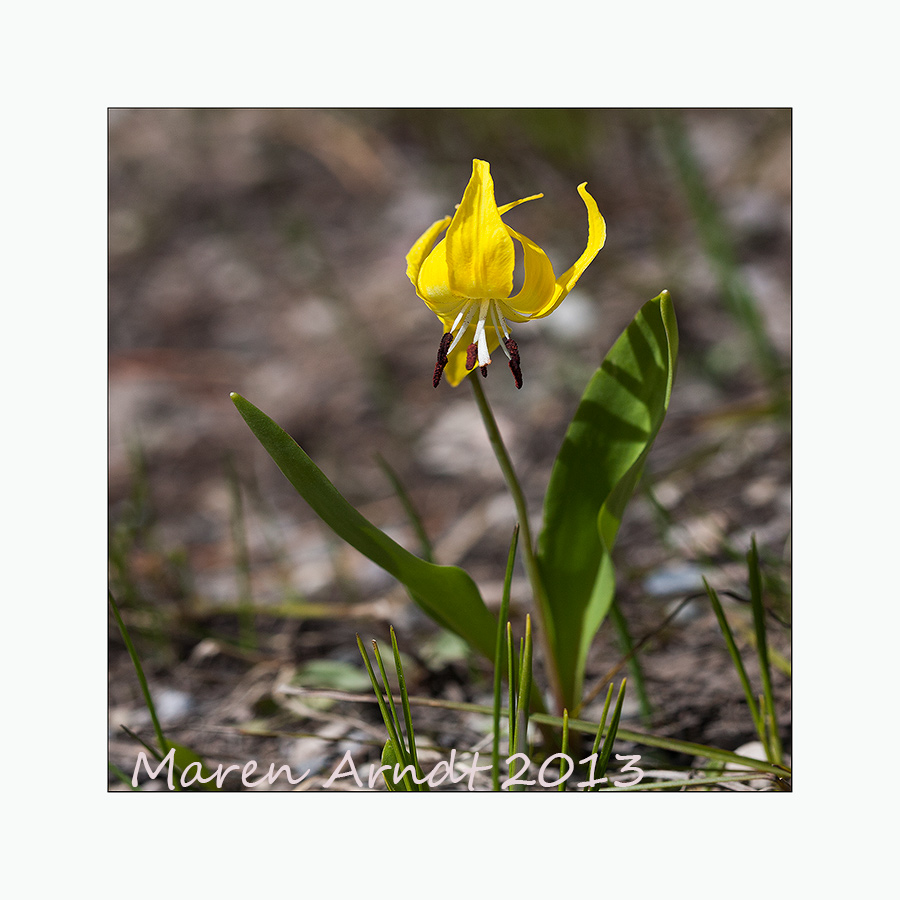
[{"x1": 232, "y1": 393, "x2": 497, "y2": 658}]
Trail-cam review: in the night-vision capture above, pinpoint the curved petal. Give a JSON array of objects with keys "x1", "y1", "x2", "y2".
[
  {"x1": 497, "y1": 193, "x2": 543, "y2": 216},
  {"x1": 406, "y1": 215, "x2": 451, "y2": 289},
  {"x1": 440, "y1": 321, "x2": 503, "y2": 387},
  {"x1": 417, "y1": 237, "x2": 467, "y2": 316},
  {"x1": 446, "y1": 160, "x2": 515, "y2": 300},
  {"x1": 501, "y1": 224, "x2": 557, "y2": 320},
  {"x1": 529, "y1": 182, "x2": 606, "y2": 319}
]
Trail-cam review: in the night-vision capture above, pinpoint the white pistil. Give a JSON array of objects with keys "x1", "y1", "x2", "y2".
[
  {"x1": 477, "y1": 323, "x2": 490, "y2": 365},
  {"x1": 444, "y1": 299, "x2": 514, "y2": 368},
  {"x1": 472, "y1": 299, "x2": 492, "y2": 366}
]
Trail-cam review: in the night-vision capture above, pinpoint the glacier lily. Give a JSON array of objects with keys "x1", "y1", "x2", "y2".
[{"x1": 406, "y1": 159, "x2": 606, "y2": 388}]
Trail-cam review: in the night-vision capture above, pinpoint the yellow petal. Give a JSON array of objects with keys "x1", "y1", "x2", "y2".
[
  {"x1": 406, "y1": 214, "x2": 451, "y2": 290},
  {"x1": 501, "y1": 224, "x2": 557, "y2": 321},
  {"x1": 446, "y1": 160, "x2": 515, "y2": 300},
  {"x1": 531, "y1": 183, "x2": 606, "y2": 319},
  {"x1": 439, "y1": 321, "x2": 503, "y2": 387},
  {"x1": 416, "y1": 237, "x2": 467, "y2": 317},
  {"x1": 497, "y1": 193, "x2": 543, "y2": 215}
]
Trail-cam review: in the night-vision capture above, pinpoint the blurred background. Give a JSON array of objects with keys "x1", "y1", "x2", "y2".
[{"x1": 109, "y1": 109, "x2": 790, "y2": 788}]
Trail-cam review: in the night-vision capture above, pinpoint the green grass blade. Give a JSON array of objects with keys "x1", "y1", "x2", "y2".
[
  {"x1": 493, "y1": 524, "x2": 519, "y2": 791},
  {"x1": 590, "y1": 684, "x2": 615, "y2": 759},
  {"x1": 108, "y1": 761, "x2": 141, "y2": 790},
  {"x1": 224, "y1": 453, "x2": 256, "y2": 651},
  {"x1": 356, "y1": 635, "x2": 415, "y2": 789},
  {"x1": 748, "y1": 538, "x2": 783, "y2": 764},
  {"x1": 559, "y1": 709, "x2": 569, "y2": 792},
  {"x1": 657, "y1": 111, "x2": 784, "y2": 398},
  {"x1": 371, "y1": 638, "x2": 405, "y2": 756},
  {"x1": 507, "y1": 623, "x2": 516, "y2": 756},
  {"x1": 232, "y1": 392, "x2": 497, "y2": 659},
  {"x1": 703, "y1": 577, "x2": 765, "y2": 744},
  {"x1": 390, "y1": 626, "x2": 427, "y2": 788},
  {"x1": 537, "y1": 292, "x2": 678, "y2": 709},
  {"x1": 604, "y1": 772, "x2": 775, "y2": 792},
  {"x1": 516, "y1": 616, "x2": 533, "y2": 757},
  {"x1": 381, "y1": 739, "x2": 412, "y2": 791},
  {"x1": 592, "y1": 679, "x2": 627, "y2": 790},
  {"x1": 608, "y1": 600, "x2": 652, "y2": 721},
  {"x1": 108, "y1": 590, "x2": 169, "y2": 755},
  {"x1": 290, "y1": 688, "x2": 790, "y2": 779},
  {"x1": 376, "y1": 453, "x2": 435, "y2": 563}
]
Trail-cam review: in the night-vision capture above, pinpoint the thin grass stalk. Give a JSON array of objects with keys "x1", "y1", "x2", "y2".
[
  {"x1": 493, "y1": 524, "x2": 519, "y2": 791},
  {"x1": 587, "y1": 683, "x2": 615, "y2": 762},
  {"x1": 390, "y1": 626, "x2": 424, "y2": 784},
  {"x1": 108, "y1": 762, "x2": 141, "y2": 791},
  {"x1": 656, "y1": 110, "x2": 784, "y2": 402},
  {"x1": 515, "y1": 634, "x2": 525, "y2": 757},
  {"x1": 580, "y1": 592, "x2": 698, "y2": 713},
  {"x1": 559, "y1": 709, "x2": 569, "y2": 792},
  {"x1": 608, "y1": 600, "x2": 651, "y2": 721},
  {"x1": 225, "y1": 454, "x2": 256, "y2": 651},
  {"x1": 376, "y1": 454, "x2": 434, "y2": 563},
  {"x1": 605, "y1": 772, "x2": 775, "y2": 792},
  {"x1": 748, "y1": 538, "x2": 783, "y2": 764},
  {"x1": 580, "y1": 689, "x2": 611, "y2": 792},
  {"x1": 120, "y1": 725, "x2": 164, "y2": 762},
  {"x1": 281, "y1": 684, "x2": 791, "y2": 778},
  {"x1": 703, "y1": 578, "x2": 766, "y2": 743},
  {"x1": 592, "y1": 679, "x2": 627, "y2": 790},
  {"x1": 355, "y1": 635, "x2": 415, "y2": 790},
  {"x1": 371, "y1": 639, "x2": 409, "y2": 763},
  {"x1": 108, "y1": 591, "x2": 169, "y2": 755},
  {"x1": 517, "y1": 616, "x2": 533, "y2": 757},
  {"x1": 469, "y1": 375, "x2": 564, "y2": 713},
  {"x1": 507, "y1": 623, "x2": 517, "y2": 756}
]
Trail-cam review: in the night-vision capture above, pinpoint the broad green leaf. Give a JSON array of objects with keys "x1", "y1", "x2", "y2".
[
  {"x1": 537, "y1": 291, "x2": 678, "y2": 708},
  {"x1": 231, "y1": 393, "x2": 497, "y2": 659}
]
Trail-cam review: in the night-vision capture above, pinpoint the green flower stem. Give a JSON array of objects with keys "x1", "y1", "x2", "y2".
[
  {"x1": 469, "y1": 375, "x2": 565, "y2": 714},
  {"x1": 492, "y1": 525, "x2": 518, "y2": 791}
]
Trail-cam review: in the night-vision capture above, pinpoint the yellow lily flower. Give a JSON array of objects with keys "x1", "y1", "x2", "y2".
[{"x1": 406, "y1": 159, "x2": 606, "y2": 388}]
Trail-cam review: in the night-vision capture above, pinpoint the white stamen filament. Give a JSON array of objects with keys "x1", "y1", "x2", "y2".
[
  {"x1": 443, "y1": 299, "x2": 515, "y2": 368},
  {"x1": 490, "y1": 302, "x2": 512, "y2": 359},
  {"x1": 449, "y1": 302, "x2": 470, "y2": 333},
  {"x1": 446, "y1": 301, "x2": 477, "y2": 355}
]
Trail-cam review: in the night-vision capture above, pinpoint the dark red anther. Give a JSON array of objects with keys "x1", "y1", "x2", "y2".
[
  {"x1": 465, "y1": 342, "x2": 478, "y2": 371},
  {"x1": 480, "y1": 365, "x2": 488, "y2": 378},
  {"x1": 505, "y1": 337, "x2": 522, "y2": 389},
  {"x1": 432, "y1": 332, "x2": 452, "y2": 388}
]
